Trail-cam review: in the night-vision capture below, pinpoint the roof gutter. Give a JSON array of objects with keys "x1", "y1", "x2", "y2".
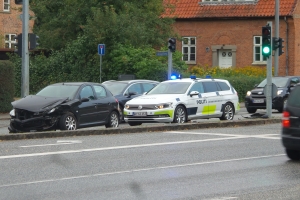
[{"x1": 284, "y1": 16, "x2": 289, "y2": 75}]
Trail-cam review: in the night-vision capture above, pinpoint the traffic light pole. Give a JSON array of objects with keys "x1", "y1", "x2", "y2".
[
  {"x1": 21, "y1": 0, "x2": 30, "y2": 97},
  {"x1": 274, "y1": 0, "x2": 280, "y2": 76},
  {"x1": 266, "y1": 21, "x2": 273, "y2": 118},
  {"x1": 167, "y1": 49, "x2": 172, "y2": 80}
]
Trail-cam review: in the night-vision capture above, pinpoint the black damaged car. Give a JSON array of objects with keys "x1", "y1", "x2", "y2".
[{"x1": 8, "y1": 82, "x2": 121, "y2": 133}]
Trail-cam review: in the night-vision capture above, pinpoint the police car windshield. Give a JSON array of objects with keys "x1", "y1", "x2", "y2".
[
  {"x1": 147, "y1": 82, "x2": 191, "y2": 94},
  {"x1": 257, "y1": 77, "x2": 289, "y2": 88}
]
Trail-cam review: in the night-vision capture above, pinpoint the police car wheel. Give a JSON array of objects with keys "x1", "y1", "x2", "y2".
[
  {"x1": 173, "y1": 105, "x2": 187, "y2": 123},
  {"x1": 220, "y1": 103, "x2": 234, "y2": 120}
]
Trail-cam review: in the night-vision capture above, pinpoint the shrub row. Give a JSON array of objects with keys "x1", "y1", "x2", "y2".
[{"x1": 0, "y1": 61, "x2": 15, "y2": 113}]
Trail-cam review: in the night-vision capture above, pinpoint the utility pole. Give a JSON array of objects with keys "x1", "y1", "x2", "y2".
[
  {"x1": 21, "y1": 0, "x2": 30, "y2": 97},
  {"x1": 274, "y1": 0, "x2": 280, "y2": 76}
]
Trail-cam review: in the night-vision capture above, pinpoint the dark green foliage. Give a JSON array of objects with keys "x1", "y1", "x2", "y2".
[{"x1": 0, "y1": 61, "x2": 15, "y2": 112}]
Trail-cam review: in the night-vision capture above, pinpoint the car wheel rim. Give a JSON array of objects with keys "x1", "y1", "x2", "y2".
[
  {"x1": 176, "y1": 107, "x2": 186, "y2": 123},
  {"x1": 111, "y1": 112, "x2": 119, "y2": 127},
  {"x1": 65, "y1": 116, "x2": 76, "y2": 130},
  {"x1": 224, "y1": 104, "x2": 234, "y2": 120}
]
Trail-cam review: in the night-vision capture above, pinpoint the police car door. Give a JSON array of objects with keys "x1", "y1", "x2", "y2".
[
  {"x1": 202, "y1": 81, "x2": 223, "y2": 117},
  {"x1": 187, "y1": 82, "x2": 208, "y2": 118}
]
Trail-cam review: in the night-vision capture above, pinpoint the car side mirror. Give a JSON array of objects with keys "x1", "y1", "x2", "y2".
[
  {"x1": 127, "y1": 92, "x2": 137, "y2": 97},
  {"x1": 254, "y1": 84, "x2": 258, "y2": 88},
  {"x1": 81, "y1": 97, "x2": 89, "y2": 102},
  {"x1": 189, "y1": 91, "x2": 199, "y2": 97}
]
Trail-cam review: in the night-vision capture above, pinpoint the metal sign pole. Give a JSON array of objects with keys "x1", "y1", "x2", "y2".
[
  {"x1": 100, "y1": 55, "x2": 102, "y2": 83},
  {"x1": 21, "y1": 0, "x2": 29, "y2": 97}
]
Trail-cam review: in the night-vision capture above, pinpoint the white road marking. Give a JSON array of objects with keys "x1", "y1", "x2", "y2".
[
  {"x1": 0, "y1": 154, "x2": 284, "y2": 188},
  {"x1": 2, "y1": 136, "x2": 247, "y2": 159},
  {"x1": 20, "y1": 140, "x2": 82, "y2": 148}
]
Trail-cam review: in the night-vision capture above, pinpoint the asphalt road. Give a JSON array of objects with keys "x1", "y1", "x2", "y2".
[
  {"x1": 0, "y1": 123, "x2": 298, "y2": 200},
  {"x1": 0, "y1": 107, "x2": 283, "y2": 135}
]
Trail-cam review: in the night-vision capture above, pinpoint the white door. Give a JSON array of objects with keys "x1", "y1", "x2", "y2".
[{"x1": 219, "y1": 50, "x2": 232, "y2": 68}]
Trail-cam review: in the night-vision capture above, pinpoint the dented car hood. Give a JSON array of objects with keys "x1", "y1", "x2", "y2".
[{"x1": 11, "y1": 95, "x2": 69, "y2": 113}]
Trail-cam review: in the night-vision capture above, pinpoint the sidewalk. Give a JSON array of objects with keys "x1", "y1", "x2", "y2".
[{"x1": 0, "y1": 102, "x2": 246, "y2": 121}]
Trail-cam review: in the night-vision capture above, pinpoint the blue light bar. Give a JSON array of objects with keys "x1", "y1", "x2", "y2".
[
  {"x1": 170, "y1": 75, "x2": 177, "y2": 80},
  {"x1": 190, "y1": 75, "x2": 196, "y2": 79}
]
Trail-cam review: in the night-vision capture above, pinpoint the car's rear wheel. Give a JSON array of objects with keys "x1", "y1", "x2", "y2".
[
  {"x1": 128, "y1": 122, "x2": 142, "y2": 126},
  {"x1": 59, "y1": 112, "x2": 77, "y2": 131},
  {"x1": 220, "y1": 103, "x2": 234, "y2": 120},
  {"x1": 246, "y1": 107, "x2": 257, "y2": 113},
  {"x1": 173, "y1": 105, "x2": 187, "y2": 123},
  {"x1": 105, "y1": 111, "x2": 119, "y2": 128},
  {"x1": 286, "y1": 149, "x2": 300, "y2": 160}
]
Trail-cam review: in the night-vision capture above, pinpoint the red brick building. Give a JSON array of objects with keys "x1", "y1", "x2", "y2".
[
  {"x1": 164, "y1": 0, "x2": 300, "y2": 76},
  {"x1": 0, "y1": 0, "x2": 33, "y2": 59}
]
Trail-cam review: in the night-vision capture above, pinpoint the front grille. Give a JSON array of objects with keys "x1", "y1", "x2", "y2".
[
  {"x1": 15, "y1": 109, "x2": 35, "y2": 120},
  {"x1": 127, "y1": 105, "x2": 156, "y2": 110}
]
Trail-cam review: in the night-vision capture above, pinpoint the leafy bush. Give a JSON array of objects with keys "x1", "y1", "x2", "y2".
[{"x1": 0, "y1": 61, "x2": 15, "y2": 112}]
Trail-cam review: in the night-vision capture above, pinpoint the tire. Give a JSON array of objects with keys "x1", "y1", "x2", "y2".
[
  {"x1": 173, "y1": 105, "x2": 187, "y2": 123},
  {"x1": 220, "y1": 103, "x2": 234, "y2": 120},
  {"x1": 105, "y1": 111, "x2": 119, "y2": 128},
  {"x1": 277, "y1": 98, "x2": 287, "y2": 113},
  {"x1": 246, "y1": 107, "x2": 257, "y2": 114},
  {"x1": 286, "y1": 149, "x2": 300, "y2": 161},
  {"x1": 59, "y1": 112, "x2": 77, "y2": 131},
  {"x1": 119, "y1": 105, "x2": 124, "y2": 123},
  {"x1": 128, "y1": 122, "x2": 142, "y2": 126}
]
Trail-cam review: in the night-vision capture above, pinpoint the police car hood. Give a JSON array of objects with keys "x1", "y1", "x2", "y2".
[{"x1": 127, "y1": 94, "x2": 182, "y2": 104}]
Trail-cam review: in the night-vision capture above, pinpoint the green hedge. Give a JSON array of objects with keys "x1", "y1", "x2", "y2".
[{"x1": 0, "y1": 61, "x2": 15, "y2": 113}]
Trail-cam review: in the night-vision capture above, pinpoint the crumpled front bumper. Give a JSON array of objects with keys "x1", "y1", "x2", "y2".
[{"x1": 8, "y1": 115, "x2": 59, "y2": 133}]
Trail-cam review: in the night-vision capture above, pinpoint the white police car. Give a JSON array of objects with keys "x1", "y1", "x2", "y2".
[{"x1": 123, "y1": 76, "x2": 240, "y2": 126}]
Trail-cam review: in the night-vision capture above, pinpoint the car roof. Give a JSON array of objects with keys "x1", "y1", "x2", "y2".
[
  {"x1": 50, "y1": 82, "x2": 102, "y2": 86},
  {"x1": 162, "y1": 78, "x2": 228, "y2": 83},
  {"x1": 102, "y1": 79, "x2": 159, "y2": 84}
]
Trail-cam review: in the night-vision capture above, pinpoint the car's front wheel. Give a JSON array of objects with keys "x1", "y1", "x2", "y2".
[
  {"x1": 105, "y1": 111, "x2": 119, "y2": 128},
  {"x1": 173, "y1": 105, "x2": 187, "y2": 123},
  {"x1": 220, "y1": 103, "x2": 234, "y2": 120},
  {"x1": 246, "y1": 107, "x2": 257, "y2": 113},
  {"x1": 59, "y1": 112, "x2": 77, "y2": 131},
  {"x1": 286, "y1": 149, "x2": 300, "y2": 160}
]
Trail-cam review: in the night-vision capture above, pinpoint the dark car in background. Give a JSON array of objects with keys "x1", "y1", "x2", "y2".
[
  {"x1": 8, "y1": 82, "x2": 120, "y2": 133},
  {"x1": 245, "y1": 76, "x2": 300, "y2": 113},
  {"x1": 102, "y1": 80, "x2": 159, "y2": 121},
  {"x1": 282, "y1": 83, "x2": 300, "y2": 160}
]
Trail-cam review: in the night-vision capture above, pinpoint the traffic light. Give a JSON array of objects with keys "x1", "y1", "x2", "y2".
[
  {"x1": 15, "y1": 0, "x2": 22, "y2": 5},
  {"x1": 272, "y1": 37, "x2": 279, "y2": 50},
  {"x1": 262, "y1": 26, "x2": 272, "y2": 58},
  {"x1": 168, "y1": 38, "x2": 176, "y2": 52},
  {"x1": 14, "y1": 34, "x2": 22, "y2": 57},
  {"x1": 279, "y1": 37, "x2": 284, "y2": 56},
  {"x1": 29, "y1": 33, "x2": 39, "y2": 50}
]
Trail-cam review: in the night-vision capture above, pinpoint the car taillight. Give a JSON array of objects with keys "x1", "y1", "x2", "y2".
[{"x1": 282, "y1": 111, "x2": 290, "y2": 128}]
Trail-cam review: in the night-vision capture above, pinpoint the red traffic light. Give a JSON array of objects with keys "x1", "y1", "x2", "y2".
[{"x1": 262, "y1": 26, "x2": 271, "y2": 36}]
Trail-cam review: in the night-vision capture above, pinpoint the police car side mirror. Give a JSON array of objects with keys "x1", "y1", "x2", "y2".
[{"x1": 189, "y1": 91, "x2": 199, "y2": 97}]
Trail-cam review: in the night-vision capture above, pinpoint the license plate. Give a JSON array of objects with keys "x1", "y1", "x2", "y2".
[
  {"x1": 253, "y1": 99, "x2": 264, "y2": 103},
  {"x1": 133, "y1": 112, "x2": 147, "y2": 116}
]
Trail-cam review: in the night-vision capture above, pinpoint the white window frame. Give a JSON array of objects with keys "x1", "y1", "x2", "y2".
[
  {"x1": 252, "y1": 36, "x2": 267, "y2": 64},
  {"x1": 4, "y1": 0, "x2": 10, "y2": 12},
  {"x1": 5, "y1": 34, "x2": 16, "y2": 49},
  {"x1": 182, "y1": 37, "x2": 196, "y2": 65}
]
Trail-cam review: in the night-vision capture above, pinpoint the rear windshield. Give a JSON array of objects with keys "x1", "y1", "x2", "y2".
[
  {"x1": 102, "y1": 82, "x2": 127, "y2": 96},
  {"x1": 287, "y1": 86, "x2": 300, "y2": 107}
]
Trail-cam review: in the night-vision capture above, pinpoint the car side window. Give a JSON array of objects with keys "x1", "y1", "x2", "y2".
[
  {"x1": 142, "y1": 83, "x2": 157, "y2": 93},
  {"x1": 126, "y1": 83, "x2": 142, "y2": 95},
  {"x1": 80, "y1": 86, "x2": 95, "y2": 100},
  {"x1": 93, "y1": 85, "x2": 107, "y2": 99},
  {"x1": 217, "y1": 82, "x2": 230, "y2": 91},
  {"x1": 203, "y1": 82, "x2": 219, "y2": 93},
  {"x1": 189, "y1": 82, "x2": 204, "y2": 94},
  {"x1": 290, "y1": 78, "x2": 299, "y2": 86}
]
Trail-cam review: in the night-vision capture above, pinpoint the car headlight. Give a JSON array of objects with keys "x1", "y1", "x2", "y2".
[
  {"x1": 155, "y1": 102, "x2": 173, "y2": 109},
  {"x1": 246, "y1": 91, "x2": 251, "y2": 96},
  {"x1": 9, "y1": 109, "x2": 15, "y2": 117},
  {"x1": 125, "y1": 104, "x2": 130, "y2": 109},
  {"x1": 277, "y1": 90, "x2": 283, "y2": 95},
  {"x1": 47, "y1": 108, "x2": 56, "y2": 114}
]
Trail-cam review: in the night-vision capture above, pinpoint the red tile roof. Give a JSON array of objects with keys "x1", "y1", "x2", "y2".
[{"x1": 163, "y1": 0, "x2": 297, "y2": 18}]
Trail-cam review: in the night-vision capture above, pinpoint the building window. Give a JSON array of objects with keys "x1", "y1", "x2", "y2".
[
  {"x1": 5, "y1": 34, "x2": 16, "y2": 49},
  {"x1": 4, "y1": 0, "x2": 10, "y2": 12},
  {"x1": 182, "y1": 37, "x2": 196, "y2": 64},
  {"x1": 253, "y1": 36, "x2": 267, "y2": 63}
]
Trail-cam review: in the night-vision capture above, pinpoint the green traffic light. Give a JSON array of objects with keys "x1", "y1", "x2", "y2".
[{"x1": 263, "y1": 46, "x2": 271, "y2": 54}]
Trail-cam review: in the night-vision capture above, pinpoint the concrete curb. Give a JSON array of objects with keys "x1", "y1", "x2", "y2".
[{"x1": 0, "y1": 118, "x2": 281, "y2": 141}]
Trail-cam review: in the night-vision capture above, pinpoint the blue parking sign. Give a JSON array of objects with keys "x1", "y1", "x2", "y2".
[{"x1": 98, "y1": 44, "x2": 105, "y2": 55}]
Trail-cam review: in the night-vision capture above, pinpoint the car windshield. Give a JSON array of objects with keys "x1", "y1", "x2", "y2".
[
  {"x1": 147, "y1": 82, "x2": 191, "y2": 94},
  {"x1": 36, "y1": 85, "x2": 79, "y2": 99},
  {"x1": 257, "y1": 77, "x2": 289, "y2": 88},
  {"x1": 102, "y1": 82, "x2": 128, "y2": 96}
]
